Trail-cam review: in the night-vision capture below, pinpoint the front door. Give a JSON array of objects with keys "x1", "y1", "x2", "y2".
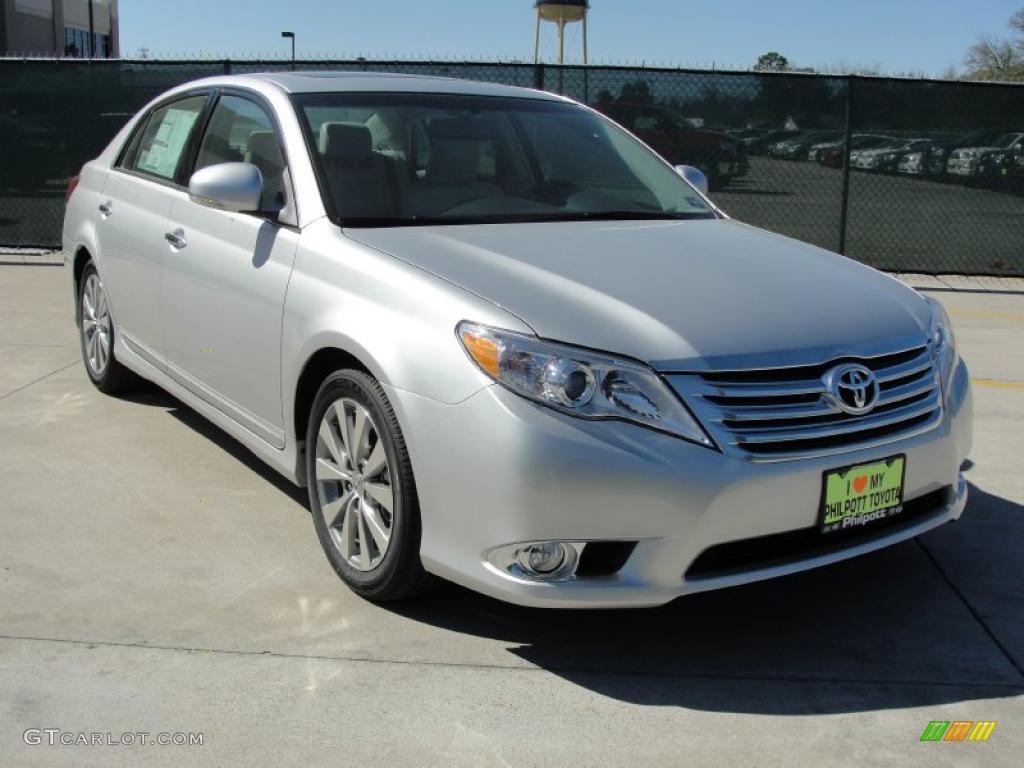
[{"x1": 160, "y1": 93, "x2": 299, "y2": 449}]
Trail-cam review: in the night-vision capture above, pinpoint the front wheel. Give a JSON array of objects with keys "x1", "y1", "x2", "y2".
[{"x1": 306, "y1": 369, "x2": 433, "y2": 602}]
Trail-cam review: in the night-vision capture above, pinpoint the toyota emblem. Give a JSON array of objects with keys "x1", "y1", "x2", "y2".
[{"x1": 824, "y1": 363, "x2": 880, "y2": 415}]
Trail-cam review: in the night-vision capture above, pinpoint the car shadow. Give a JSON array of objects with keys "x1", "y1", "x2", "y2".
[
  {"x1": 120, "y1": 384, "x2": 1023, "y2": 715},
  {"x1": 388, "y1": 481, "x2": 1024, "y2": 714},
  {"x1": 113, "y1": 385, "x2": 308, "y2": 507}
]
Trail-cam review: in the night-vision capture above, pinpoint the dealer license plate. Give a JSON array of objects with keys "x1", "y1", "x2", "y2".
[{"x1": 819, "y1": 455, "x2": 906, "y2": 534}]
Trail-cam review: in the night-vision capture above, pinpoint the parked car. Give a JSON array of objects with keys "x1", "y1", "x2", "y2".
[
  {"x1": 947, "y1": 132, "x2": 1024, "y2": 182},
  {"x1": 596, "y1": 102, "x2": 748, "y2": 190},
  {"x1": 735, "y1": 128, "x2": 800, "y2": 156},
  {"x1": 896, "y1": 129, "x2": 1011, "y2": 180},
  {"x1": 726, "y1": 128, "x2": 768, "y2": 142},
  {"x1": 63, "y1": 73, "x2": 971, "y2": 608},
  {"x1": 1008, "y1": 149, "x2": 1024, "y2": 192},
  {"x1": 970, "y1": 139, "x2": 1024, "y2": 188},
  {"x1": 772, "y1": 131, "x2": 843, "y2": 160},
  {"x1": 851, "y1": 139, "x2": 936, "y2": 173},
  {"x1": 815, "y1": 134, "x2": 893, "y2": 167}
]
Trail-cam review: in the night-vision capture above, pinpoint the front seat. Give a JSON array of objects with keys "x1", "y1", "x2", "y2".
[
  {"x1": 318, "y1": 121, "x2": 398, "y2": 219},
  {"x1": 416, "y1": 118, "x2": 503, "y2": 216},
  {"x1": 245, "y1": 131, "x2": 286, "y2": 212}
]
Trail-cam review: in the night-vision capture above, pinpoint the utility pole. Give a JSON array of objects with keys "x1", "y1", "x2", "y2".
[{"x1": 88, "y1": 0, "x2": 95, "y2": 57}]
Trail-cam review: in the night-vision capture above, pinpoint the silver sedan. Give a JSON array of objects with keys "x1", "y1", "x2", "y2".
[{"x1": 63, "y1": 72, "x2": 972, "y2": 608}]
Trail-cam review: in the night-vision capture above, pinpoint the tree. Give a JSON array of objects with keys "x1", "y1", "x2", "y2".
[
  {"x1": 618, "y1": 80, "x2": 653, "y2": 104},
  {"x1": 1013, "y1": 8, "x2": 1024, "y2": 35},
  {"x1": 964, "y1": 8, "x2": 1024, "y2": 81},
  {"x1": 754, "y1": 52, "x2": 789, "y2": 72}
]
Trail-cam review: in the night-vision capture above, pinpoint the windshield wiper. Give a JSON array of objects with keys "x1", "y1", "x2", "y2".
[
  {"x1": 339, "y1": 210, "x2": 714, "y2": 228},
  {"x1": 563, "y1": 210, "x2": 708, "y2": 221}
]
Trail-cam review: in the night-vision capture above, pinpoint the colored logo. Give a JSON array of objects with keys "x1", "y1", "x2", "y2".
[{"x1": 920, "y1": 721, "x2": 997, "y2": 742}]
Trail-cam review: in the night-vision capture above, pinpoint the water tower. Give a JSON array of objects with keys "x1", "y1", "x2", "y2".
[{"x1": 533, "y1": 1, "x2": 589, "y2": 65}]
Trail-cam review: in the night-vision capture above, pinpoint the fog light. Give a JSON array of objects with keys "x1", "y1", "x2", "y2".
[
  {"x1": 517, "y1": 542, "x2": 567, "y2": 574},
  {"x1": 485, "y1": 541, "x2": 582, "y2": 582}
]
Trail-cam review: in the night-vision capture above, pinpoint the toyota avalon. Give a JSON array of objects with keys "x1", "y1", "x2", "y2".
[{"x1": 63, "y1": 73, "x2": 972, "y2": 608}]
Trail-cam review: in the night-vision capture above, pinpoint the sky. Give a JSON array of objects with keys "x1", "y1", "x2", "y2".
[{"x1": 120, "y1": 0, "x2": 1023, "y2": 76}]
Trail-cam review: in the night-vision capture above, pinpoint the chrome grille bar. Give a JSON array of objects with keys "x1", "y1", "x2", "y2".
[
  {"x1": 667, "y1": 341, "x2": 942, "y2": 462},
  {"x1": 729, "y1": 395, "x2": 940, "y2": 443}
]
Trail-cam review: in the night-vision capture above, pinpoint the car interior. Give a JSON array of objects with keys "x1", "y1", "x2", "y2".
[{"x1": 298, "y1": 98, "x2": 714, "y2": 223}]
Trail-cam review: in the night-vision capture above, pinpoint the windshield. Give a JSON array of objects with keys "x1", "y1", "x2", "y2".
[
  {"x1": 293, "y1": 92, "x2": 716, "y2": 226},
  {"x1": 993, "y1": 133, "x2": 1022, "y2": 148}
]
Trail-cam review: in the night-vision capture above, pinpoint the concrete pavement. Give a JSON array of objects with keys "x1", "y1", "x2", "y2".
[{"x1": 0, "y1": 264, "x2": 1021, "y2": 766}]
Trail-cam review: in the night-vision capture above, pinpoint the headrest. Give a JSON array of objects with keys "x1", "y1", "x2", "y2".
[
  {"x1": 427, "y1": 118, "x2": 497, "y2": 142},
  {"x1": 319, "y1": 122, "x2": 372, "y2": 160},
  {"x1": 245, "y1": 131, "x2": 279, "y2": 163}
]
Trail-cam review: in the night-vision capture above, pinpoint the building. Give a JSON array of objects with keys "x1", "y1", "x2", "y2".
[{"x1": 1, "y1": 0, "x2": 119, "y2": 57}]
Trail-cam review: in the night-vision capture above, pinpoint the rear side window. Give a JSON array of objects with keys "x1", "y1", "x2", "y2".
[{"x1": 130, "y1": 95, "x2": 208, "y2": 182}]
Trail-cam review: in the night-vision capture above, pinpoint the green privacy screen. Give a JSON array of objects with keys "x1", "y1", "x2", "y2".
[{"x1": 1, "y1": 59, "x2": 1022, "y2": 275}]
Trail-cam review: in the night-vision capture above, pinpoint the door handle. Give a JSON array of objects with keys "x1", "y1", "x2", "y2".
[
  {"x1": 164, "y1": 229, "x2": 187, "y2": 249},
  {"x1": 98, "y1": 201, "x2": 113, "y2": 216}
]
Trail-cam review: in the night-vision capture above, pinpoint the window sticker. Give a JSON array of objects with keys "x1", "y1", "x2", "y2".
[{"x1": 137, "y1": 108, "x2": 200, "y2": 180}]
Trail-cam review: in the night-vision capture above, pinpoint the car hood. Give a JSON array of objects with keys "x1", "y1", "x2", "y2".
[{"x1": 346, "y1": 219, "x2": 930, "y2": 371}]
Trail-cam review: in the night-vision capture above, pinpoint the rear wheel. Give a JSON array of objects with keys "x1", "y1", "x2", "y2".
[
  {"x1": 78, "y1": 262, "x2": 139, "y2": 394},
  {"x1": 306, "y1": 369, "x2": 433, "y2": 602}
]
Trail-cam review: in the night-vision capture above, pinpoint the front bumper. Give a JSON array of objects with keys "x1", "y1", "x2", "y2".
[{"x1": 387, "y1": 359, "x2": 972, "y2": 608}]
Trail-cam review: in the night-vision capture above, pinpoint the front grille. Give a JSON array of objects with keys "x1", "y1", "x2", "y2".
[
  {"x1": 684, "y1": 487, "x2": 950, "y2": 581},
  {"x1": 667, "y1": 342, "x2": 943, "y2": 462}
]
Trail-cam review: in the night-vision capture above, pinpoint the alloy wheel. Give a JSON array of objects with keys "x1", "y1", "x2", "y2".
[
  {"x1": 81, "y1": 272, "x2": 112, "y2": 376},
  {"x1": 314, "y1": 397, "x2": 394, "y2": 571}
]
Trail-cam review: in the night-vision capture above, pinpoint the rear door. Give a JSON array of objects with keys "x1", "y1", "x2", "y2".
[{"x1": 97, "y1": 93, "x2": 211, "y2": 358}]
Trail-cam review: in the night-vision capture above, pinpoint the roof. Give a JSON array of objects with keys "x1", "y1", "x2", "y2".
[{"x1": 245, "y1": 70, "x2": 563, "y2": 101}]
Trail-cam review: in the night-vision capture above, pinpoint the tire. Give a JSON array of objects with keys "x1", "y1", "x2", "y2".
[
  {"x1": 306, "y1": 369, "x2": 433, "y2": 602},
  {"x1": 78, "y1": 262, "x2": 140, "y2": 394}
]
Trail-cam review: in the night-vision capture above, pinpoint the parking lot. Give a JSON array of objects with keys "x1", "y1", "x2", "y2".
[
  {"x1": 1, "y1": 261, "x2": 1022, "y2": 766},
  {"x1": 717, "y1": 157, "x2": 1024, "y2": 275}
]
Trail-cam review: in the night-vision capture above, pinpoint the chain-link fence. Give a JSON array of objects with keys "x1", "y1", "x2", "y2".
[{"x1": 2, "y1": 58, "x2": 1023, "y2": 274}]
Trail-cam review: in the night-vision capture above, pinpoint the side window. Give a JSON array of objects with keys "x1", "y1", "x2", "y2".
[
  {"x1": 117, "y1": 115, "x2": 151, "y2": 170},
  {"x1": 130, "y1": 95, "x2": 208, "y2": 182},
  {"x1": 194, "y1": 95, "x2": 286, "y2": 213}
]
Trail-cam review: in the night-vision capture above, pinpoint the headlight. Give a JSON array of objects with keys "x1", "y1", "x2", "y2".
[
  {"x1": 926, "y1": 297, "x2": 958, "y2": 399},
  {"x1": 906, "y1": 152, "x2": 923, "y2": 160},
  {"x1": 991, "y1": 153, "x2": 1007, "y2": 164},
  {"x1": 457, "y1": 322, "x2": 713, "y2": 446}
]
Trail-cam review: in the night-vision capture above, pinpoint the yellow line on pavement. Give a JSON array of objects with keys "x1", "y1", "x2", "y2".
[{"x1": 972, "y1": 379, "x2": 1024, "y2": 390}]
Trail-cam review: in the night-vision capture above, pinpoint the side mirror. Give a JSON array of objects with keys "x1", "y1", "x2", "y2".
[
  {"x1": 189, "y1": 162, "x2": 263, "y2": 213},
  {"x1": 675, "y1": 164, "x2": 709, "y2": 196}
]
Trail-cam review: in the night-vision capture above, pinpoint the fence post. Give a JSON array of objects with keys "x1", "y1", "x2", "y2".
[
  {"x1": 837, "y1": 75, "x2": 856, "y2": 255},
  {"x1": 223, "y1": 59, "x2": 232, "y2": 75},
  {"x1": 533, "y1": 62, "x2": 545, "y2": 92}
]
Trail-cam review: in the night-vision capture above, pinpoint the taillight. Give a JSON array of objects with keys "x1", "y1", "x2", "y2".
[{"x1": 65, "y1": 175, "x2": 80, "y2": 205}]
